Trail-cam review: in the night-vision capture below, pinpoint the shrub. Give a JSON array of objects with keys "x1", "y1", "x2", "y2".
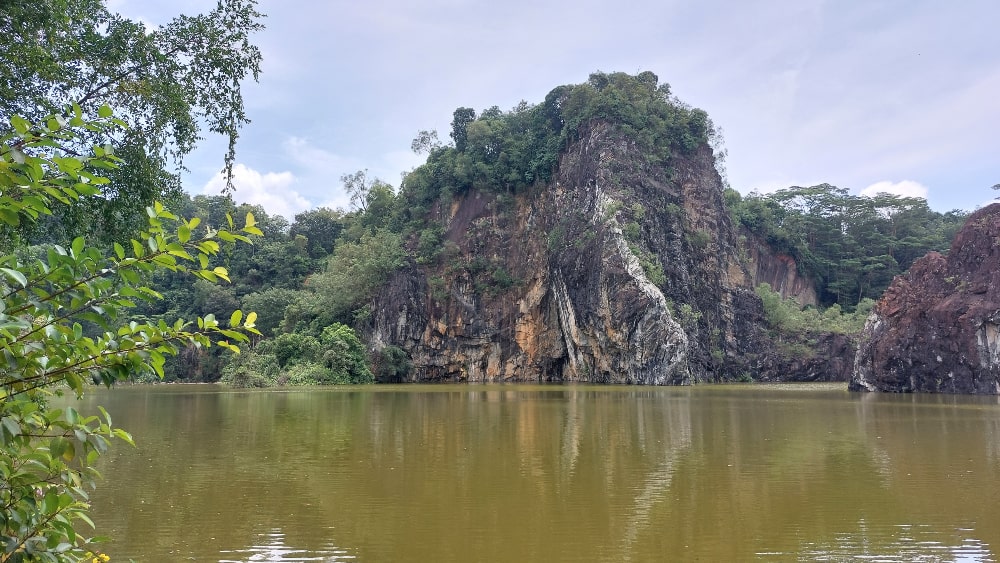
[
  {"x1": 319, "y1": 324, "x2": 374, "y2": 384},
  {"x1": 0, "y1": 110, "x2": 260, "y2": 557},
  {"x1": 220, "y1": 350, "x2": 280, "y2": 388},
  {"x1": 372, "y1": 345, "x2": 411, "y2": 382},
  {"x1": 285, "y1": 362, "x2": 340, "y2": 385}
]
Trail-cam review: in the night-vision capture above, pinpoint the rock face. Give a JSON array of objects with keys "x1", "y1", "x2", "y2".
[
  {"x1": 747, "y1": 236, "x2": 818, "y2": 307},
  {"x1": 369, "y1": 121, "x2": 784, "y2": 384},
  {"x1": 756, "y1": 333, "x2": 856, "y2": 383},
  {"x1": 851, "y1": 203, "x2": 1000, "y2": 393}
]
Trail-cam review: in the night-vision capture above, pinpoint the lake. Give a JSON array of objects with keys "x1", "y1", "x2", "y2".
[{"x1": 70, "y1": 383, "x2": 1000, "y2": 561}]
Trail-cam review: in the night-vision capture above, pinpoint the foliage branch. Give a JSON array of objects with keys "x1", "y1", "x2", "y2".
[{"x1": 0, "y1": 108, "x2": 260, "y2": 560}]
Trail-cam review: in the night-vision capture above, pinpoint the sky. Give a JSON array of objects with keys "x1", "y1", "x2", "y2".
[{"x1": 114, "y1": 0, "x2": 1000, "y2": 219}]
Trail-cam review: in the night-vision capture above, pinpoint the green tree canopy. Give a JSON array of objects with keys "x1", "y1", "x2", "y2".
[
  {"x1": 0, "y1": 0, "x2": 264, "y2": 242},
  {"x1": 729, "y1": 184, "x2": 967, "y2": 307},
  {"x1": 398, "y1": 71, "x2": 714, "y2": 218}
]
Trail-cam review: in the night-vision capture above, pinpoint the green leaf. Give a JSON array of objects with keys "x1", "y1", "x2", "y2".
[
  {"x1": 178, "y1": 224, "x2": 191, "y2": 243},
  {"x1": 71, "y1": 236, "x2": 85, "y2": 257},
  {"x1": 2, "y1": 416, "x2": 21, "y2": 440},
  {"x1": 229, "y1": 310, "x2": 243, "y2": 327},
  {"x1": 218, "y1": 329, "x2": 248, "y2": 341},
  {"x1": 120, "y1": 268, "x2": 140, "y2": 284},
  {"x1": 98, "y1": 104, "x2": 113, "y2": 118},
  {"x1": 0, "y1": 267, "x2": 28, "y2": 287},
  {"x1": 0, "y1": 207, "x2": 21, "y2": 226},
  {"x1": 43, "y1": 488, "x2": 59, "y2": 514},
  {"x1": 10, "y1": 114, "x2": 29, "y2": 133},
  {"x1": 114, "y1": 242, "x2": 125, "y2": 260},
  {"x1": 244, "y1": 311, "x2": 257, "y2": 328}
]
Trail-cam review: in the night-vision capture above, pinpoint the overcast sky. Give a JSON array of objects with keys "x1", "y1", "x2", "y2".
[{"x1": 116, "y1": 0, "x2": 1000, "y2": 219}]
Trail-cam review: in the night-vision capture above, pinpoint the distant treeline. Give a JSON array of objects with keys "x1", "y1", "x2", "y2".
[{"x1": 727, "y1": 184, "x2": 967, "y2": 309}]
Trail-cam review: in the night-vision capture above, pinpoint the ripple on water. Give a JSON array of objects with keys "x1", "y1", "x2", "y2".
[
  {"x1": 757, "y1": 522, "x2": 996, "y2": 562},
  {"x1": 218, "y1": 529, "x2": 356, "y2": 562}
]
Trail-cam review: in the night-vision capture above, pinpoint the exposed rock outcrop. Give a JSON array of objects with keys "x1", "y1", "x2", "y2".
[
  {"x1": 747, "y1": 236, "x2": 818, "y2": 307},
  {"x1": 851, "y1": 203, "x2": 1000, "y2": 393},
  {"x1": 369, "y1": 121, "x2": 775, "y2": 383},
  {"x1": 756, "y1": 333, "x2": 856, "y2": 382}
]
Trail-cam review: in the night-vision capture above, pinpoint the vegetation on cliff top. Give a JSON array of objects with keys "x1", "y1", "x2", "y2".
[{"x1": 397, "y1": 71, "x2": 713, "y2": 226}]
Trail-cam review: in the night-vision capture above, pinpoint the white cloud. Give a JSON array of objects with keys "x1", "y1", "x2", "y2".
[
  {"x1": 201, "y1": 164, "x2": 310, "y2": 220},
  {"x1": 281, "y1": 137, "x2": 364, "y2": 211},
  {"x1": 282, "y1": 137, "x2": 427, "y2": 211},
  {"x1": 860, "y1": 180, "x2": 929, "y2": 200}
]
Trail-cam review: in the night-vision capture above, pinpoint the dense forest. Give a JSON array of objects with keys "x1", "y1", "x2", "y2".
[{"x1": 727, "y1": 185, "x2": 966, "y2": 309}]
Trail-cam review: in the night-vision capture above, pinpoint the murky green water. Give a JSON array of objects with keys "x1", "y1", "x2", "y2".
[{"x1": 71, "y1": 383, "x2": 1000, "y2": 561}]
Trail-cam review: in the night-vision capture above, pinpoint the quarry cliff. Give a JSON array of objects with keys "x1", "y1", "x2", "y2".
[
  {"x1": 349, "y1": 70, "x2": 881, "y2": 385},
  {"x1": 365, "y1": 72, "x2": 819, "y2": 383}
]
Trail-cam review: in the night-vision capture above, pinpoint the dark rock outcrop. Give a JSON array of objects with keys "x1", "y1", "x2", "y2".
[
  {"x1": 756, "y1": 333, "x2": 856, "y2": 382},
  {"x1": 851, "y1": 203, "x2": 1000, "y2": 393},
  {"x1": 369, "y1": 121, "x2": 780, "y2": 383}
]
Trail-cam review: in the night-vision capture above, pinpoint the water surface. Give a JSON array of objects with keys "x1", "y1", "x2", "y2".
[{"x1": 74, "y1": 383, "x2": 1000, "y2": 561}]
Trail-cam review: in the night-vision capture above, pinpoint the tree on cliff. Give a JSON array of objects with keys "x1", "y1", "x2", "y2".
[
  {"x1": 0, "y1": 0, "x2": 264, "y2": 243},
  {"x1": 450, "y1": 107, "x2": 477, "y2": 152},
  {"x1": 399, "y1": 72, "x2": 713, "y2": 213},
  {"x1": 341, "y1": 169, "x2": 395, "y2": 215}
]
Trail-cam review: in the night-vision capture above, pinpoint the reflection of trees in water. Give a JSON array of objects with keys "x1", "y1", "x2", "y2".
[
  {"x1": 84, "y1": 389, "x2": 374, "y2": 558},
  {"x1": 855, "y1": 391, "x2": 895, "y2": 485}
]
